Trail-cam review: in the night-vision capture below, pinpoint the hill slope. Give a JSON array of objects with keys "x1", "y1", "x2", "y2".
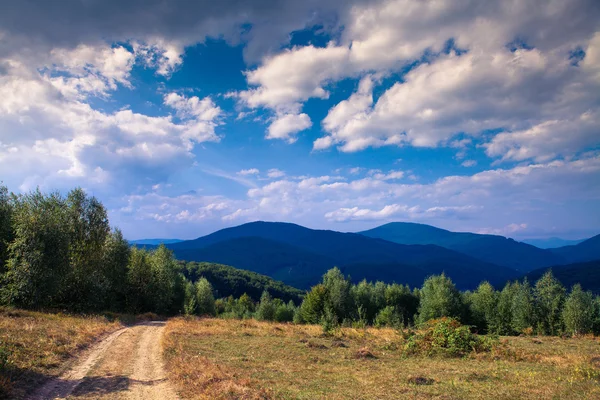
[
  {"x1": 524, "y1": 260, "x2": 600, "y2": 293},
  {"x1": 167, "y1": 222, "x2": 519, "y2": 290},
  {"x1": 181, "y1": 261, "x2": 305, "y2": 303},
  {"x1": 359, "y1": 222, "x2": 565, "y2": 272},
  {"x1": 549, "y1": 234, "x2": 600, "y2": 263}
]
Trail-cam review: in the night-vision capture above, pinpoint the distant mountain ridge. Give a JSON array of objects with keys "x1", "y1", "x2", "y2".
[
  {"x1": 165, "y1": 221, "x2": 519, "y2": 290},
  {"x1": 521, "y1": 237, "x2": 585, "y2": 249},
  {"x1": 549, "y1": 234, "x2": 600, "y2": 263},
  {"x1": 358, "y1": 222, "x2": 566, "y2": 272}
]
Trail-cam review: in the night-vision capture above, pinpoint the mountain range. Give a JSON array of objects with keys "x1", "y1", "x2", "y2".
[{"x1": 135, "y1": 221, "x2": 600, "y2": 291}]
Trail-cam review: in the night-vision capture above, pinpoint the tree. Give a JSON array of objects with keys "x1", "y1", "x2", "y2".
[
  {"x1": 275, "y1": 300, "x2": 296, "y2": 322},
  {"x1": 1, "y1": 190, "x2": 70, "y2": 308},
  {"x1": 417, "y1": 274, "x2": 463, "y2": 324},
  {"x1": 62, "y1": 188, "x2": 110, "y2": 310},
  {"x1": 385, "y1": 284, "x2": 419, "y2": 326},
  {"x1": 511, "y1": 279, "x2": 536, "y2": 334},
  {"x1": 150, "y1": 245, "x2": 179, "y2": 314},
  {"x1": 495, "y1": 282, "x2": 517, "y2": 335},
  {"x1": 127, "y1": 247, "x2": 154, "y2": 312},
  {"x1": 321, "y1": 267, "x2": 353, "y2": 322},
  {"x1": 101, "y1": 229, "x2": 130, "y2": 311},
  {"x1": 563, "y1": 284, "x2": 595, "y2": 336},
  {"x1": 469, "y1": 282, "x2": 497, "y2": 333},
  {"x1": 0, "y1": 185, "x2": 13, "y2": 275},
  {"x1": 534, "y1": 271, "x2": 566, "y2": 335},
  {"x1": 196, "y1": 277, "x2": 216, "y2": 316},
  {"x1": 351, "y1": 280, "x2": 375, "y2": 323},
  {"x1": 299, "y1": 284, "x2": 327, "y2": 324},
  {"x1": 183, "y1": 280, "x2": 198, "y2": 315},
  {"x1": 255, "y1": 290, "x2": 276, "y2": 321}
]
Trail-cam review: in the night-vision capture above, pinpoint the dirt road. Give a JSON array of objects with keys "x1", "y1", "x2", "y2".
[{"x1": 29, "y1": 321, "x2": 179, "y2": 400}]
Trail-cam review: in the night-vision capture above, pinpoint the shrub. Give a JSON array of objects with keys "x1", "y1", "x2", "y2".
[
  {"x1": 374, "y1": 305, "x2": 401, "y2": 327},
  {"x1": 404, "y1": 317, "x2": 497, "y2": 357}
]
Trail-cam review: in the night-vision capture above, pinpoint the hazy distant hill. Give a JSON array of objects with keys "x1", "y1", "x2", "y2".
[
  {"x1": 521, "y1": 237, "x2": 585, "y2": 249},
  {"x1": 549, "y1": 234, "x2": 600, "y2": 263},
  {"x1": 166, "y1": 221, "x2": 518, "y2": 289},
  {"x1": 129, "y1": 238, "x2": 183, "y2": 245},
  {"x1": 359, "y1": 222, "x2": 565, "y2": 272},
  {"x1": 524, "y1": 260, "x2": 600, "y2": 293}
]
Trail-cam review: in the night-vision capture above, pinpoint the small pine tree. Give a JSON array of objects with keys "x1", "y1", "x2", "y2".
[
  {"x1": 255, "y1": 290, "x2": 276, "y2": 321},
  {"x1": 195, "y1": 277, "x2": 216, "y2": 316},
  {"x1": 563, "y1": 284, "x2": 595, "y2": 336},
  {"x1": 299, "y1": 284, "x2": 327, "y2": 324}
]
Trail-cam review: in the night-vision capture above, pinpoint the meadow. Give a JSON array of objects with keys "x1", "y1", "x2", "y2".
[{"x1": 164, "y1": 317, "x2": 600, "y2": 400}]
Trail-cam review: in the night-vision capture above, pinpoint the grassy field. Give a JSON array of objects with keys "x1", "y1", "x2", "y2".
[
  {"x1": 0, "y1": 307, "x2": 126, "y2": 399},
  {"x1": 164, "y1": 318, "x2": 600, "y2": 399}
]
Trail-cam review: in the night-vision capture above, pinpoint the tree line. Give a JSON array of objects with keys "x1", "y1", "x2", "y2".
[
  {"x1": 291, "y1": 267, "x2": 600, "y2": 336},
  {"x1": 1, "y1": 185, "x2": 599, "y2": 337}
]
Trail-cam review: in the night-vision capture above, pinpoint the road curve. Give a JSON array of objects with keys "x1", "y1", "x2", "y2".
[{"x1": 29, "y1": 321, "x2": 179, "y2": 400}]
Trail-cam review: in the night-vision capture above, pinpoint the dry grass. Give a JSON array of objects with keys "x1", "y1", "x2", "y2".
[
  {"x1": 0, "y1": 307, "x2": 124, "y2": 399},
  {"x1": 164, "y1": 318, "x2": 600, "y2": 399}
]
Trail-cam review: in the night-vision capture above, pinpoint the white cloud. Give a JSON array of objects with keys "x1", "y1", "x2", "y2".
[
  {"x1": 478, "y1": 223, "x2": 528, "y2": 236},
  {"x1": 0, "y1": 53, "x2": 222, "y2": 192},
  {"x1": 461, "y1": 160, "x2": 477, "y2": 167},
  {"x1": 237, "y1": 168, "x2": 260, "y2": 176},
  {"x1": 266, "y1": 113, "x2": 312, "y2": 142},
  {"x1": 484, "y1": 110, "x2": 600, "y2": 162},
  {"x1": 267, "y1": 168, "x2": 285, "y2": 178}
]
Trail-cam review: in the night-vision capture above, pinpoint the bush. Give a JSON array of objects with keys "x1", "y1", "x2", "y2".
[
  {"x1": 374, "y1": 305, "x2": 401, "y2": 327},
  {"x1": 404, "y1": 317, "x2": 496, "y2": 357}
]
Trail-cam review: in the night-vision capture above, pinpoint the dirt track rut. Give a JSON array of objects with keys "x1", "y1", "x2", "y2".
[{"x1": 29, "y1": 321, "x2": 178, "y2": 400}]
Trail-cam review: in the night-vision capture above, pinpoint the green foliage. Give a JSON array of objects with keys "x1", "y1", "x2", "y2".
[
  {"x1": 0, "y1": 185, "x2": 13, "y2": 276},
  {"x1": 183, "y1": 261, "x2": 303, "y2": 304},
  {"x1": 61, "y1": 188, "x2": 110, "y2": 310},
  {"x1": 183, "y1": 280, "x2": 198, "y2": 316},
  {"x1": 255, "y1": 290, "x2": 276, "y2": 321},
  {"x1": 417, "y1": 274, "x2": 464, "y2": 324},
  {"x1": 563, "y1": 284, "x2": 595, "y2": 335},
  {"x1": 299, "y1": 284, "x2": 328, "y2": 324},
  {"x1": 511, "y1": 279, "x2": 536, "y2": 335},
  {"x1": 374, "y1": 305, "x2": 401, "y2": 327},
  {"x1": 196, "y1": 277, "x2": 216, "y2": 316},
  {"x1": 534, "y1": 271, "x2": 566, "y2": 335},
  {"x1": 101, "y1": 229, "x2": 131, "y2": 311},
  {"x1": 385, "y1": 283, "x2": 419, "y2": 326},
  {"x1": 404, "y1": 318, "x2": 496, "y2": 357},
  {"x1": 495, "y1": 282, "x2": 517, "y2": 335},
  {"x1": 1, "y1": 189, "x2": 71, "y2": 308},
  {"x1": 468, "y1": 282, "x2": 497, "y2": 333},
  {"x1": 274, "y1": 300, "x2": 296, "y2": 322},
  {"x1": 322, "y1": 267, "x2": 353, "y2": 321}
]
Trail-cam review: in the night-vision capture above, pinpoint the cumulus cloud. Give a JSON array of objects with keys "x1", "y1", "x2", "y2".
[
  {"x1": 266, "y1": 113, "x2": 312, "y2": 142},
  {"x1": 229, "y1": 0, "x2": 600, "y2": 158},
  {"x1": 0, "y1": 49, "x2": 222, "y2": 192}
]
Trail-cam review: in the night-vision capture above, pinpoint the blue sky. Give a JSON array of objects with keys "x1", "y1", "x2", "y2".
[{"x1": 0, "y1": 0, "x2": 599, "y2": 240}]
